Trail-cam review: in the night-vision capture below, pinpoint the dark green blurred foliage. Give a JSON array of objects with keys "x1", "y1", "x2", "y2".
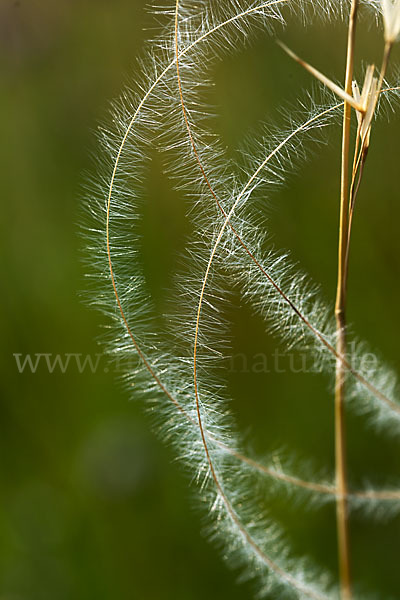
[{"x1": 2, "y1": 0, "x2": 400, "y2": 598}]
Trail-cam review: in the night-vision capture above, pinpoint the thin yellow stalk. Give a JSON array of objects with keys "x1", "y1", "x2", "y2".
[{"x1": 334, "y1": 1, "x2": 359, "y2": 598}]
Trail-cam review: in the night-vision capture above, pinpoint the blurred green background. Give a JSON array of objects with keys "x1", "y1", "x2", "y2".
[{"x1": 2, "y1": 0, "x2": 400, "y2": 598}]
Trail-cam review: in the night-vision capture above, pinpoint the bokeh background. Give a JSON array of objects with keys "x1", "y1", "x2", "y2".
[{"x1": 2, "y1": 0, "x2": 400, "y2": 598}]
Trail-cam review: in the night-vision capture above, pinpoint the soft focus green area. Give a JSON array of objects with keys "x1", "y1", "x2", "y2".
[{"x1": 2, "y1": 0, "x2": 400, "y2": 598}]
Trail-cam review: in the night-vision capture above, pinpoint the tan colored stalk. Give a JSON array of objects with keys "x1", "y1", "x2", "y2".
[{"x1": 334, "y1": 1, "x2": 359, "y2": 598}]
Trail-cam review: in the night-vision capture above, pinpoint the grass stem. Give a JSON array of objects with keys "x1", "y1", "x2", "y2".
[{"x1": 335, "y1": 1, "x2": 359, "y2": 598}]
